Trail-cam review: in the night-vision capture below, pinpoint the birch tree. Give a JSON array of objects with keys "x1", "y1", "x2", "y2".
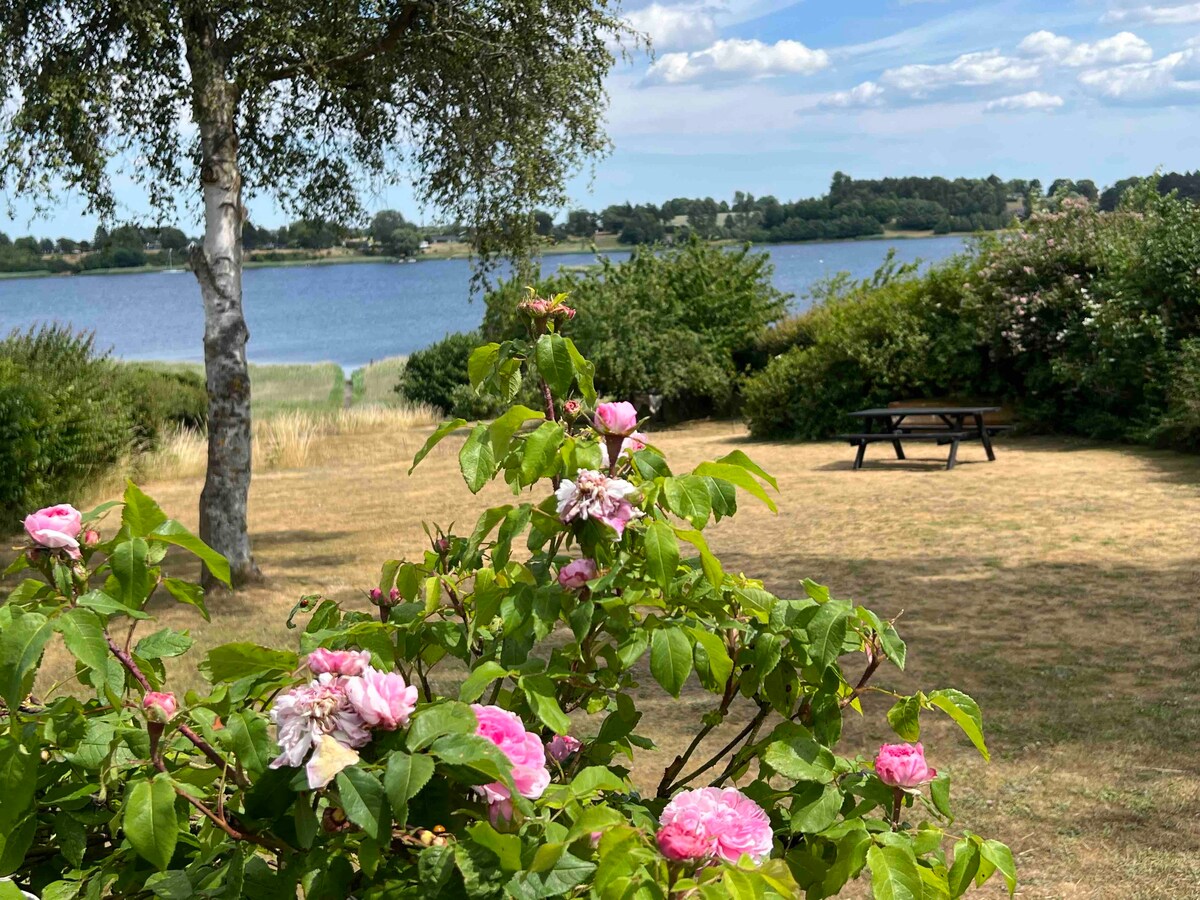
[{"x1": 0, "y1": 0, "x2": 628, "y2": 587}]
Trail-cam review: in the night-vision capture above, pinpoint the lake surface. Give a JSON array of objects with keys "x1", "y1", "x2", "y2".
[{"x1": 0, "y1": 236, "x2": 966, "y2": 372}]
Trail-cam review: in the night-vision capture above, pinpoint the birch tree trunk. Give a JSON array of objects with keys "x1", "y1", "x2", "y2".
[{"x1": 186, "y1": 17, "x2": 259, "y2": 590}]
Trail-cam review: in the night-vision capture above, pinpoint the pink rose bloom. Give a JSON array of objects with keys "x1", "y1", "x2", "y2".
[
  {"x1": 23, "y1": 504, "x2": 83, "y2": 559},
  {"x1": 599, "y1": 432, "x2": 647, "y2": 468},
  {"x1": 657, "y1": 821, "x2": 715, "y2": 862},
  {"x1": 555, "y1": 469, "x2": 642, "y2": 538},
  {"x1": 471, "y1": 704, "x2": 551, "y2": 803},
  {"x1": 874, "y1": 742, "x2": 936, "y2": 788},
  {"x1": 593, "y1": 401, "x2": 639, "y2": 436},
  {"x1": 306, "y1": 648, "x2": 373, "y2": 677},
  {"x1": 269, "y1": 673, "x2": 371, "y2": 790},
  {"x1": 547, "y1": 734, "x2": 582, "y2": 762},
  {"x1": 143, "y1": 691, "x2": 177, "y2": 722},
  {"x1": 660, "y1": 787, "x2": 774, "y2": 864},
  {"x1": 344, "y1": 667, "x2": 418, "y2": 730},
  {"x1": 557, "y1": 558, "x2": 598, "y2": 591}
]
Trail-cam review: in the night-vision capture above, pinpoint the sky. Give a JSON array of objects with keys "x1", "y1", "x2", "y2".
[{"x1": 3, "y1": 0, "x2": 1200, "y2": 238}]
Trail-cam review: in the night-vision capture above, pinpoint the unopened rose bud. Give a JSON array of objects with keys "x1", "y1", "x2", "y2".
[
  {"x1": 368, "y1": 587, "x2": 384, "y2": 603},
  {"x1": 389, "y1": 587, "x2": 400, "y2": 603},
  {"x1": 434, "y1": 537, "x2": 450, "y2": 555},
  {"x1": 142, "y1": 691, "x2": 177, "y2": 723},
  {"x1": 563, "y1": 399, "x2": 582, "y2": 417},
  {"x1": 83, "y1": 529, "x2": 100, "y2": 546}
]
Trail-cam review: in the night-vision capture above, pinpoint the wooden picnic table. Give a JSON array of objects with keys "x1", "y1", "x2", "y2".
[{"x1": 841, "y1": 406, "x2": 1004, "y2": 470}]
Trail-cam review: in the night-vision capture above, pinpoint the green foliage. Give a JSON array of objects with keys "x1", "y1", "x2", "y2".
[
  {"x1": 483, "y1": 237, "x2": 790, "y2": 419},
  {"x1": 1, "y1": 320, "x2": 1012, "y2": 897},
  {"x1": 396, "y1": 330, "x2": 522, "y2": 418},
  {"x1": 744, "y1": 183, "x2": 1200, "y2": 448},
  {"x1": 114, "y1": 364, "x2": 208, "y2": 448}
]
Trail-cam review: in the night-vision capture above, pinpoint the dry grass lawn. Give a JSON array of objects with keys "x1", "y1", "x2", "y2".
[{"x1": 8, "y1": 421, "x2": 1200, "y2": 898}]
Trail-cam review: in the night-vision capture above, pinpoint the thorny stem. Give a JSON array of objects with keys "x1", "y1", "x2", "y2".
[
  {"x1": 841, "y1": 637, "x2": 883, "y2": 710},
  {"x1": 657, "y1": 672, "x2": 741, "y2": 797},
  {"x1": 105, "y1": 631, "x2": 249, "y2": 789},
  {"x1": 890, "y1": 786, "x2": 904, "y2": 830},
  {"x1": 152, "y1": 757, "x2": 287, "y2": 853},
  {"x1": 671, "y1": 702, "x2": 769, "y2": 792}
]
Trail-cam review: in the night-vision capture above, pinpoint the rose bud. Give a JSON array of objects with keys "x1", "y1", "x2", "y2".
[
  {"x1": 874, "y1": 742, "x2": 937, "y2": 788},
  {"x1": 143, "y1": 691, "x2": 178, "y2": 723}
]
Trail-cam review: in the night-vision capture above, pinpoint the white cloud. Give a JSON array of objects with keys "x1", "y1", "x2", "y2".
[
  {"x1": 642, "y1": 38, "x2": 831, "y2": 85},
  {"x1": 624, "y1": 3, "x2": 719, "y2": 51},
  {"x1": 817, "y1": 81, "x2": 886, "y2": 108},
  {"x1": 1017, "y1": 30, "x2": 1153, "y2": 67},
  {"x1": 1103, "y1": 3, "x2": 1200, "y2": 25},
  {"x1": 880, "y1": 50, "x2": 1040, "y2": 95},
  {"x1": 1078, "y1": 48, "x2": 1200, "y2": 102},
  {"x1": 984, "y1": 91, "x2": 1066, "y2": 112}
]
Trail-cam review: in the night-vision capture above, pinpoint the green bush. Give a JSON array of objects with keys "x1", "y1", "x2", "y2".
[
  {"x1": 1149, "y1": 338, "x2": 1200, "y2": 451},
  {"x1": 484, "y1": 236, "x2": 790, "y2": 420},
  {"x1": 114, "y1": 364, "x2": 208, "y2": 448},
  {"x1": 744, "y1": 181, "x2": 1200, "y2": 448},
  {"x1": 396, "y1": 330, "x2": 486, "y2": 413},
  {"x1": 0, "y1": 326, "x2": 134, "y2": 525}
]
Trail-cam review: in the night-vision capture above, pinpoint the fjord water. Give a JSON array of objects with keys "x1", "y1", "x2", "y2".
[{"x1": 0, "y1": 236, "x2": 965, "y2": 371}]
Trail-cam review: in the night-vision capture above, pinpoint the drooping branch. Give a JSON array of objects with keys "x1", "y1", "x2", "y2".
[{"x1": 255, "y1": 5, "x2": 425, "y2": 85}]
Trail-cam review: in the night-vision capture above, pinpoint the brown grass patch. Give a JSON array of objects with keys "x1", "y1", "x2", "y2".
[{"x1": 8, "y1": 424, "x2": 1200, "y2": 897}]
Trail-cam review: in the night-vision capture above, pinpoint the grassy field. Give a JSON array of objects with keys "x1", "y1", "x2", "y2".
[
  {"x1": 132, "y1": 359, "x2": 348, "y2": 415},
  {"x1": 9, "y1": 417, "x2": 1197, "y2": 898},
  {"x1": 352, "y1": 356, "x2": 407, "y2": 405}
]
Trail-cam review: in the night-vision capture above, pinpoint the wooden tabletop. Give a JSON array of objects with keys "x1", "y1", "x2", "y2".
[{"x1": 849, "y1": 407, "x2": 1001, "y2": 417}]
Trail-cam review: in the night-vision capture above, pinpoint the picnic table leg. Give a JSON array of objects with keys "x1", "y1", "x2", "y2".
[
  {"x1": 853, "y1": 441, "x2": 867, "y2": 470},
  {"x1": 946, "y1": 438, "x2": 960, "y2": 470},
  {"x1": 891, "y1": 437, "x2": 905, "y2": 460},
  {"x1": 974, "y1": 413, "x2": 996, "y2": 461}
]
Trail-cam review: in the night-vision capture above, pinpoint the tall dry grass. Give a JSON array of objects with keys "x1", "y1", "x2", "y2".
[{"x1": 131, "y1": 403, "x2": 440, "y2": 482}]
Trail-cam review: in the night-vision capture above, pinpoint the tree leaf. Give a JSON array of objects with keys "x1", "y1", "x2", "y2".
[
  {"x1": 121, "y1": 481, "x2": 168, "y2": 536},
  {"x1": 867, "y1": 844, "x2": 923, "y2": 900},
  {"x1": 459, "y1": 424, "x2": 497, "y2": 494},
  {"x1": 0, "y1": 611, "x2": 54, "y2": 710},
  {"x1": 535, "y1": 333, "x2": 574, "y2": 399},
  {"x1": 928, "y1": 689, "x2": 989, "y2": 761},
  {"x1": 649, "y1": 626, "x2": 692, "y2": 697},
  {"x1": 384, "y1": 751, "x2": 435, "y2": 828},
  {"x1": 336, "y1": 766, "x2": 389, "y2": 841},
  {"x1": 125, "y1": 775, "x2": 178, "y2": 871},
  {"x1": 150, "y1": 521, "x2": 230, "y2": 588},
  {"x1": 643, "y1": 521, "x2": 679, "y2": 591},
  {"x1": 56, "y1": 607, "x2": 109, "y2": 673},
  {"x1": 410, "y1": 418, "x2": 468, "y2": 474}
]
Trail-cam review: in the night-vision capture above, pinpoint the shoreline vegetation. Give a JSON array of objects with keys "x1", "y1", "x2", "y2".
[{"x1": 0, "y1": 228, "x2": 970, "y2": 281}]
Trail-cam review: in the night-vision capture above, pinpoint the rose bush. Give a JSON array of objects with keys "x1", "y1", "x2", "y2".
[{"x1": 0, "y1": 294, "x2": 1015, "y2": 898}]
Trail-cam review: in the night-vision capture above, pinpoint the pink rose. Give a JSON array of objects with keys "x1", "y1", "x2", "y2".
[
  {"x1": 143, "y1": 691, "x2": 178, "y2": 722},
  {"x1": 345, "y1": 668, "x2": 418, "y2": 730},
  {"x1": 557, "y1": 559, "x2": 598, "y2": 591},
  {"x1": 657, "y1": 821, "x2": 715, "y2": 862},
  {"x1": 660, "y1": 787, "x2": 774, "y2": 864},
  {"x1": 547, "y1": 734, "x2": 582, "y2": 762},
  {"x1": 23, "y1": 504, "x2": 83, "y2": 559},
  {"x1": 555, "y1": 470, "x2": 642, "y2": 538},
  {"x1": 874, "y1": 742, "x2": 936, "y2": 788},
  {"x1": 471, "y1": 704, "x2": 551, "y2": 802},
  {"x1": 306, "y1": 648, "x2": 373, "y2": 677},
  {"x1": 593, "y1": 401, "x2": 639, "y2": 437}
]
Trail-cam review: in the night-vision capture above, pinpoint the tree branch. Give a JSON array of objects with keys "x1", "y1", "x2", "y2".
[{"x1": 255, "y1": 5, "x2": 424, "y2": 85}]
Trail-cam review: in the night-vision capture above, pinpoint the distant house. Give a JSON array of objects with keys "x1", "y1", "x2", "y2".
[
  {"x1": 666, "y1": 215, "x2": 690, "y2": 230},
  {"x1": 428, "y1": 234, "x2": 460, "y2": 244},
  {"x1": 144, "y1": 240, "x2": 162, "y2": 251}
]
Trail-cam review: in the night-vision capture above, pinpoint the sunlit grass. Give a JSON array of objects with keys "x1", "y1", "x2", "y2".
[{"x1": 352, "y1": 356, "x2": 407, "y2": 406}]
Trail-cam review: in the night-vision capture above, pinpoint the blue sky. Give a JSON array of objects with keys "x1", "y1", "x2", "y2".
[{"x1": 4, "y1": 0, "x2": 1200, "y2": 237}]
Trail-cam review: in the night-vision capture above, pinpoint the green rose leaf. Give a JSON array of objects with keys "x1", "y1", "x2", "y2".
[
  {"x1": 867, "y1": 844, "x2": 923, "y2": 900},
  {"x1": 149, "y1": 521, "x2": 230, "y2": 588},
  {"x1": 519, "y1": 674, "x2": 572, "y2": 735},
  {"x1": 410, "y1": 418, "x2": 468, "y2": 474},
  {"x1": 928, "y1": 689, "x2": 989, "y2": 761},
  {"x1": 126, "y1": 775, "x2": 179, "y2": 871},
  {"x1": 886, "y1": 695, "x2": 922, "y2": 741},
  {"x1": 535, "y1": 333, "x2": 574, "y2": 399},
  {"x1": 384, "y1": 752, "x2": 436, "y2": 828},
  {"x1": 649, "y1": 625, "x2": 692, "y2": 697},
  {"x1": 0, "y1": 611, "x2": 54, "y2": 710},
  {"x1": 643, "y1": 521, "x2": 679, "y2": 591},
  {"x1": 110, "y1": 537, "x2": 152, "y2": 607},
  {"x1": 336, "y1": 766, "x2": 390, "y2": 842},
  {"x1": 121, "y1": 481, "x2": 169, "y2": 536},
  {"x1": 56, "y1": 607, "x2": 109, "y2": 673},
  {"x1": 460, "y1": 424, "x2": 497, "y2": 494}
]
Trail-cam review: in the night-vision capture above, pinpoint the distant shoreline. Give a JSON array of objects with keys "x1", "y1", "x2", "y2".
[{"x1": 0, "y1": 231, "x2": 975, "y2": 282}]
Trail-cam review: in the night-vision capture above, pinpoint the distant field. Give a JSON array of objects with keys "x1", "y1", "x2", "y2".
[
  {"x1": 352, "y1": 356, "x2": 406, "y2": 406},
  {"x1": 128, "y1": 360, "x2": 345, "y2": 415}
]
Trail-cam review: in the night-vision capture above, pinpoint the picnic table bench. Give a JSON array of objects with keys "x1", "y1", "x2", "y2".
[{"x1": 840, "y1": 406, "x2": 1006, "y2": 470}]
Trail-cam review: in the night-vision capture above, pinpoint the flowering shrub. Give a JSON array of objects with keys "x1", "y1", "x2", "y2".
[{"x1": 0, "y1": 295, "x2": 1016, "y2": 898}]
